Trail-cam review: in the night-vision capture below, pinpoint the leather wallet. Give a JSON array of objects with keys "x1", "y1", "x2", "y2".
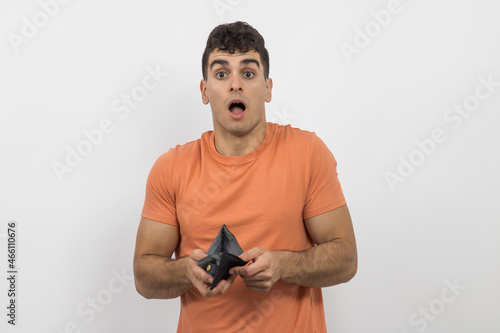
[{"x1": 197, "y1": 224, "x2": 248, "y2": 290}]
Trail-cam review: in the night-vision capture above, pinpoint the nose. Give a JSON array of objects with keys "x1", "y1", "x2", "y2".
[{"x1": 230, "y1": 74, "x2": 243, "y2": 92}]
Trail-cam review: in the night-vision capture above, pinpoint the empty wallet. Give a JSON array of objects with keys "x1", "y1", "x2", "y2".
[{"x1": 197, "y1": 224, "x2": 248, "y2": 290}]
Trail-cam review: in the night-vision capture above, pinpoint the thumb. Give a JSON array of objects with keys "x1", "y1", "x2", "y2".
[
  {"x1": 239, "y1": 247, "x2": 265, "y2": 262},
  {"x1": 190, "y1": 249, "x2": 207, "y2": 261}
]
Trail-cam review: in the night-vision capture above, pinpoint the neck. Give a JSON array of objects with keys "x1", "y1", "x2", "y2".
[{"x1": 214, "y1": 122, "x2": 267, "y2": 156}]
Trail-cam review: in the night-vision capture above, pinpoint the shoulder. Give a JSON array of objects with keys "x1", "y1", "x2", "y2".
[
  {"x1": 150, "y1": 131, "x2": 210, "y2": 171},
  {"x1": 271, "y1": 122, "x2": 316, "y2": 142},
  {"x1": 270, "y1": 122, "x2": 320, "y2": 152},
  {"x1": 269, "y1": 123, "x2": 336, "y2": 167}
]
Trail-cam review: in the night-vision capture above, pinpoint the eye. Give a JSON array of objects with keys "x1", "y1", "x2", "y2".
[
  {"x1": 216, "y1": 71, "x2": 227, "y2": 79},
  {"x1": 243, "y1": 71, "x2": 254, "y2": 79}
]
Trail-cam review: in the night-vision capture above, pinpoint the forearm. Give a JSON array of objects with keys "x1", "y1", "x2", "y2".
[
  {"x1": 134, "y1": 254, "x2": 192, "y2": 299},
  {"x1": 276, "y1": 239, "x2": 357, "y2": 288}
]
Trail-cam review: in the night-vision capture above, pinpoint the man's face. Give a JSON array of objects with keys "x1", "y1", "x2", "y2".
[{"x1": 200, "y1": 50, "x2": 273, "y2": 138}]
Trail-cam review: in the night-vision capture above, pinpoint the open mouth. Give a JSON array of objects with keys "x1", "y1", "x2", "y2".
[{"x1": 228, "y1": 100, "x2": 246, "y2": 115}]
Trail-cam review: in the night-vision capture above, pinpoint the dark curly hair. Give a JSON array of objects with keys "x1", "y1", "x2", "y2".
[{"x1": 202, "y1": 21, "x2": 270, "y2": 80}]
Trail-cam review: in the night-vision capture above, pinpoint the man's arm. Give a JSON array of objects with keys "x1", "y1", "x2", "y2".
[
  {"x1": 133, "y1": 217, "x2": 235, "y2": 299},
  {"x1": 231, "y1": 205, "x2": 357, "y2": 292}
]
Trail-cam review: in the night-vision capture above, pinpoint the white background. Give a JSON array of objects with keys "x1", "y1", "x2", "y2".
[{"x1": 1, "y1": 0, "x2": 499, "y2": 332}]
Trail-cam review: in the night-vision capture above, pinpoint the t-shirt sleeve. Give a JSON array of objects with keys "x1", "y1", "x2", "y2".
[
  {"x1": 303, "y1": 133, "x2": 346, "y2": 220},
  {"x1": 141, "y1": 152, "x2": 179, "y2": 227}
]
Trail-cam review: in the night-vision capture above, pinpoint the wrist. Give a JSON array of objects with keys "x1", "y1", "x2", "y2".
[
  {"x1": 273, "y1": 250, "x2": 292, "y2": 282},
  {"x1": 274, "y1": 249, "x2": 310, "y2": 285},
  {"x1": 182, "y1": 256, "x2": 197, "y2": 285}
]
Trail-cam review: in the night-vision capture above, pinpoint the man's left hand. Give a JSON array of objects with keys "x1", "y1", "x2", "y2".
[{"x1": 230, "y1": 247, "x2": 282, "y2": 292}]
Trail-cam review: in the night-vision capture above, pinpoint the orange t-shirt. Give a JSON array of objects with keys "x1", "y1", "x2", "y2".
[{"x1": 142, "y1": 122, "x2": 346, "y2": 332}]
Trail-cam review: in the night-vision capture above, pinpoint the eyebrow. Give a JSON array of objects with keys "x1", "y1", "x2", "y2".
[
  {"x1": 240, "y1": 58, "x2": 260, "y2": 68},
  {"x1": 209, "y1": 58, "x2": 261, "y2": 70}
]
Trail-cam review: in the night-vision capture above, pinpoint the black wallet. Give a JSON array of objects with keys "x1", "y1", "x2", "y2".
[{"x1": 197, "y1": 225, "x2": 248, "y2": 290}]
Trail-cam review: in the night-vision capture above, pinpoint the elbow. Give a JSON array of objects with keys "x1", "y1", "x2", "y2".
[
  {"x1": 133, "y1": 260, "x2": 155, "y2": 299},
  {"x1": 134, "y1": 276, "x2": 181, "y2": 300},
  {"x1": 134, "y1": 278, "x2": 154, "y2": 299},
  {"x1": 343, "y1": 251, "x2": 358, "y2": 283},
  {"x1": 344, "y1": 257, "x2": 357, "y2": 283}
]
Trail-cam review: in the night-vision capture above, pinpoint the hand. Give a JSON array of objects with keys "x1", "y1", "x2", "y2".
[
  {"x1": 230, "y1": 247, "x2": 281, "y2": 292},
  {"x1": 186, "y1": 249, "x2": 236, "y2": 298}
]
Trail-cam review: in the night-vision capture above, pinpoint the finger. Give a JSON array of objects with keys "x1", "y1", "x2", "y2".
[
  {"x1": 188, "y1": 259, "x2": 214, "y2": 285},
  {"x1": 190, "y1": 249, "x2": 207, "y2": 261},
  {"x1": 239, "y1": 247, "x2": 265, "y2": 262},
  {"x1": 241, "y1": 275, "x2": 275, "y2": 292},
  {"x1": 195, "y1": 267, "x2": 214, "y2": 285},
  {"x1": 197, "y1": 279, "x2": 226, "y2": 298},
  {"x1": 236, "y1": 259, "x2": 267, "y2": 277},
  {"x1": 213, "y1": 274, "x2": 237, "y2": 295},
  {"x1": 220, "y1": 276, "x2": 236, "y2": 294},
  {"x1": 210, "y1": 279, "x2": 227, "y2": 294},
  {"x1": 193, "y1": 280, "x2": 216, "y2": 298},
  {"x1": 191, "y1": 271, "x2": 222, "y2": 297},
  {"x1": 229, "y1": 266, "x2": 246, "y2": 276}
]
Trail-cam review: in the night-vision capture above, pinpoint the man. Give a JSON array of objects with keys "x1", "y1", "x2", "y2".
[{"x1": 134, "y1": 21, "x2": 357, "y2": 332}]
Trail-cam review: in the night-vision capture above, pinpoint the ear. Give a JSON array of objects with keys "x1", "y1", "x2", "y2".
[
  {"x1": 200, "y1": 79, "x2": 209, "y2": 105},
  {"x1": 265, "y1": 78, "x2": 273, "y2": 103}
]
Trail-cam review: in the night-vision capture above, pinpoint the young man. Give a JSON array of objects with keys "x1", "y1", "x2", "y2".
[{"x1": 134, "y1": 21, "x2": 357, "y2": 332}]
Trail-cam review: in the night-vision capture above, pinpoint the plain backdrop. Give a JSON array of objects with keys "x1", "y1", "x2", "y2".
[{"x1": 1, "y1": 0, "x2": 499, "y2": 332}]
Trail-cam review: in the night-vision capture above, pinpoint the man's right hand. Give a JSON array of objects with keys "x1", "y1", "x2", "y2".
[
  {"x1": 186, "y1": 249, "x2": 237, "y2": 297},
  {"x1": 134, "y1": 218, "x2": 237, "y2": 299}
]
